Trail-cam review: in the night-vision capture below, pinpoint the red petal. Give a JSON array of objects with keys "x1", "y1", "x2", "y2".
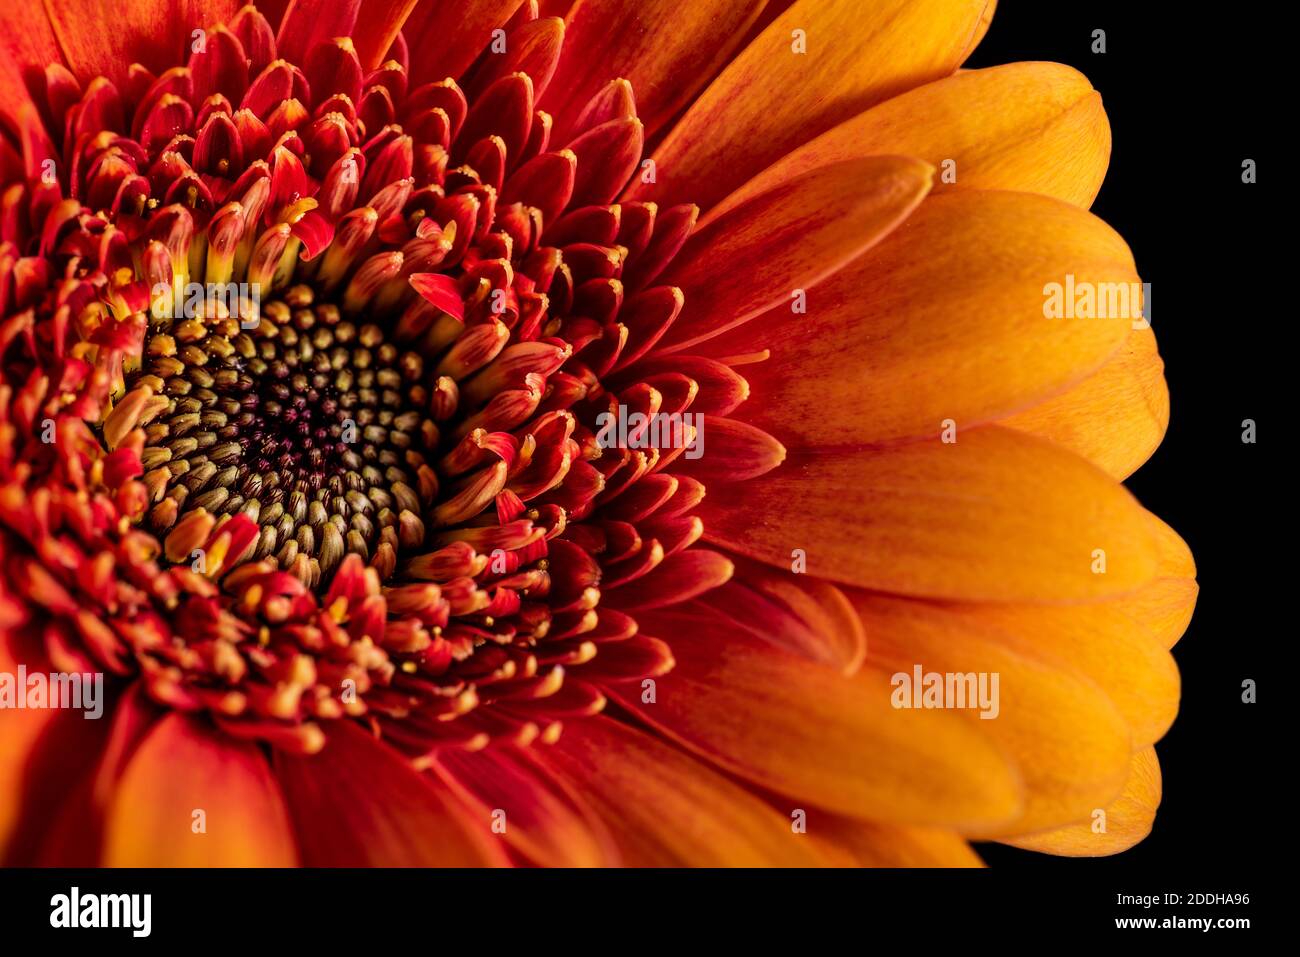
[
  {"x1": 275, "y1": 0, "x2": 360, "y2": 66},
  {"x1": 654, "y1": 156, "x2": 932, "y2": 354},
  {"x1": 431, "y1": 745, "x2": 619, "y2": 866},
  {"x1": 601, "y1": 549, "x2": 733, "y2": 611},
  {"x1": 568, "y1": 116, "x2": 643, "y2": 207},
  {"x1": 274, "y1": 720, "x2": 508, "y2": 865},
  {"x1": 672, "y1": 416, "x2": 785, "y2": 483},
  {"x1": 410, "y1": 271, "x2": 465, "y2": 320},
  {"x1": 403, "y1": 0, "x2": 527, "y2": 85},
  {"x1": 352, "y1": 0, "x2": 421, "y2": 69},
  {"x1": 43, "y1": 0, "x2": 242, "y2": 88},
  {"x1": 541, "y1": 0, "x2": 763, "y2": 140}
]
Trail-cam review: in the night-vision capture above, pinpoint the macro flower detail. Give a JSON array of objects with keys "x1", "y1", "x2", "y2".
[{"x1": 0, "y1": 0, "x2": 1196, "y2": 867}]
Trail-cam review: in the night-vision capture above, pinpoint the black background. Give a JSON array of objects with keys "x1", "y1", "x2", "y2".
[{"x1": 969, "y1": 1, "x2": 1275, "y2": 873}]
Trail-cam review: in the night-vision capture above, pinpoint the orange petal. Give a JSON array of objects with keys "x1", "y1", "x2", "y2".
[
  {"x1": 31, "y1": 683, "x2": 159, "y2": 866},
  {"x1": 543, "y1": 0, "x2": 764, "y2": 141},
  {"x1": 700, "y1": 190, "x2": 1139, "y2": 447},
  {"x1": 700, "y1": 426, "x2": 1160, "y2": 602},
  {"x1": 606, "y1": 607, "x2": 1024, "y2": 829},
  {"x1": 43, "y1": 0, "x2": 241, "y2": 87},
  {"x1": 625, "y1": 0, "x2": 986, "y2": 210},
  {"x1": 1005, "y1": 323, "x2": 1169, "y2": 482},
  {"x1": 274, "y1": 719, "x2": 509, "y2": 866},
  {"x1": 707, "y1": 61, "x2": 1110, "y2": 222},
  {"x1": 538, "y1": 716, "x2": 845, "y2": 866},
  {"x1": 1001, "y1": 747, "x2": 1162, "y2": 855},
  {"x1": 0, "y1": 632, "x2": 57, "y2": 861},
  {"x1": 102, "y1": 712, "x2": 299, "y2": 866},
  {"x1": 818, "y1": 817, "x2": 985, "y2": 867},
  {"x1": 431, "y1": 745, "x2": 621, "y2": 866},
  {"x1": 961, "y1": 0, "x2": 997, "y2": 62},
  {"x1": 851, "y1": 592, "x2": 1133, "y2": 836},
  {"x1": 925, "y1": 599, "x2": 1180, "y2": 749},
  {"x1": 1111, "y1": 510, "x2": 1198, "y2": 650},
  {"x1": 655, "y1": 156, "x2": 933, "y2": 355}
]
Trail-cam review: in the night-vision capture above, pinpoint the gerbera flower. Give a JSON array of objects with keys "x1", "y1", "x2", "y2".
[{"x1": 0, "y1": 0, "x2": 1196, "y2": 867}]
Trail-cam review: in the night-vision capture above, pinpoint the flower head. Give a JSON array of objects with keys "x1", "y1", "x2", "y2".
[{"x1": 0, "y1": 0, "x2": 1195, "y2": 866}]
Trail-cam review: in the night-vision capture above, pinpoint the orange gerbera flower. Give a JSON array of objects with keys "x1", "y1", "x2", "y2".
[{"x1": 0, "y1": 0, "x2": 1196, "y2": 867}]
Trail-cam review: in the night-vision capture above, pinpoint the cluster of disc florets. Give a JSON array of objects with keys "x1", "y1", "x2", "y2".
[{"x1": 0, "y1": 4, "x2": 717, "y2": 757}]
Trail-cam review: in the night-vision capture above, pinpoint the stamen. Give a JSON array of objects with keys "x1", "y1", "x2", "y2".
[{"x1": 130, "y1": 284, "x2": 437, "y2": 584}]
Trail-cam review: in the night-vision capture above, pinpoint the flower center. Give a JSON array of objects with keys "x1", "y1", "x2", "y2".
[
  {"x1": 1, "y1": 1, "x2": 704, "y2": 756},
  {"x1": 131, "y1": 284, "x2": 435, "y2": 585}
]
